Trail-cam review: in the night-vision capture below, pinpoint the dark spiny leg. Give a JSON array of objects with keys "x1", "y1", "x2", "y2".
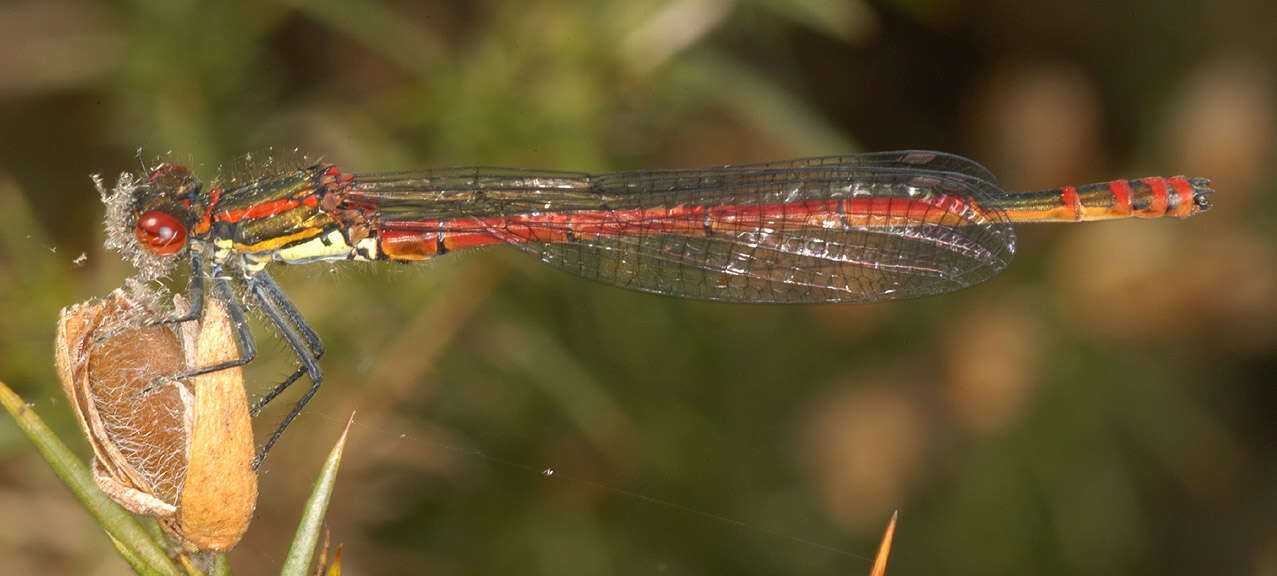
[
  {"x1": 253, "y1": 369, "x2": 322, "y2": 470},
  {"x1": 248, "y1": 270, "x2": 325, "y2": 413},
  {"x1": 140, "y1": 269, "x2": 258, "y2": 399},
  {"x1": 209, "y1": 271, "x2": 258, "y2": 366},
  {"x1": 253, "y1": 367, "x2": 308, "y2": 416},
  {"x1": 165, "y1": 248, "x2": 206, "y2": 324},
  {"x1": 94, "y1": 249, "x2": 207, "y2": 344},
  {"x1": 246, "y1": 272, "x2": 325, "y2": 469},
  {"x1": 255, "y1": 269, "x2": 324, "y2": 357}
]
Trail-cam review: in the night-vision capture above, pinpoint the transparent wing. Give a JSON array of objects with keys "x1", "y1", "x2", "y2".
[{"x1": 344, "y1": 151, "x2": 1016, "y2": 303}]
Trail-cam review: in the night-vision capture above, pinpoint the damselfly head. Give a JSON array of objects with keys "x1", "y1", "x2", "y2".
[
  {"x1": 132, "y1": 164, "x2": 202, "y2": 257},
  {"x1": 97, "y1": 163, "x2": 204, "y2": 283}
]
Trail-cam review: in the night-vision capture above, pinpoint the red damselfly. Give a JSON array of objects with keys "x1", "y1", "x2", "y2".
[{"x1": 96, "y1": 151, "x2": 1212, "y2": 465}]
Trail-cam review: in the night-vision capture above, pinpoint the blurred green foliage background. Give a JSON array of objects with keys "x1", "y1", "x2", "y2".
[{"x1": 0, "y1": 0, "x2": 1273, "y2": 574}]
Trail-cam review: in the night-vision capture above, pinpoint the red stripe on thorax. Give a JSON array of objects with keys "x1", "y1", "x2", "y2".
[
  {"x1": 213, "y1": 190, "x2": 320, "y2": 225},
  {"x1": 216, "y1": 197, "x2": 302, "y2": 223},
  {"x1": 193, "y1": 188, "x2": 222, "y2": 235}
]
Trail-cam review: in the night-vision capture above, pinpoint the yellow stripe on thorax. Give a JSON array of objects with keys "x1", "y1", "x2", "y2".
[{"x1": 234, "y1": 227, "x2": 324, "y2": 254}]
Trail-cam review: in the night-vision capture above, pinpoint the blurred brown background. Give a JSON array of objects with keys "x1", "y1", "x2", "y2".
[{"x1": 0, "y1": 0, "x2": 1273, "y2": 574}]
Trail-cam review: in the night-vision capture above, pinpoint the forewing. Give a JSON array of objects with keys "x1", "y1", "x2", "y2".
[{"x1": 346, "y1": 152, "x2": 1016, "y2": 303}]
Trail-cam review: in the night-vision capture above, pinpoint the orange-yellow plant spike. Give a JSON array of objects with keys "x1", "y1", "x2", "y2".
[
  {"x1": 868, "y1": 510, "x2": 897, "y2": 576},
  {"x1": 326, "y1": 543, "x2": 343, "y2": 576}
]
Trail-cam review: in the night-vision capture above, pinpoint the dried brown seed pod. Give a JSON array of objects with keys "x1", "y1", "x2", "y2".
[{"x1": 56, "y1": 289, "x2": 256, "y2": 551}]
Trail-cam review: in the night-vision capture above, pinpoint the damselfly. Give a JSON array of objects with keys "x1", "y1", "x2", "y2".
[{"x1": 96, "y1": 151, "x2": 1212, "y2": 465}]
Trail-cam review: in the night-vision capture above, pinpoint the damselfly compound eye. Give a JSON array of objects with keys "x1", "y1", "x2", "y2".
[{"x1": 135, "y1": 210, "x2": 187, "y2": 255}]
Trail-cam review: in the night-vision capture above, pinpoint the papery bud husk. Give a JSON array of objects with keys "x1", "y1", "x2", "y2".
[{"x1": 56, "y1": 289, "x2": 256, "y2": 551}]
